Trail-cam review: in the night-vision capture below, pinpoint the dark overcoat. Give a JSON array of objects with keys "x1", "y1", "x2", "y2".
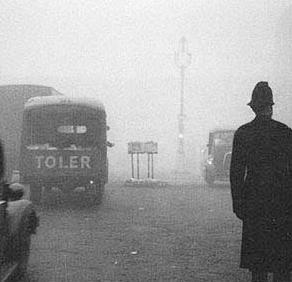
[
  {"x1": 230, "y1": 116, "x2": 292, "y2": 272},
  {"x1": 0, "y1": 140, "x2": 4, "y2": 180}
]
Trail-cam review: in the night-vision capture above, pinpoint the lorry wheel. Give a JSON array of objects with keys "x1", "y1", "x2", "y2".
[
  {"x1": 97, "y1": 183, "x2": 105, "y2": 203},
  {"x1": 30, "y1": 184, "x2": 42, "y2": 204},
  {"x1": 99, "y1": 183, "x2": 105, "y2": 198},
  {"x1": 90, "y1": 183, "x2": 105, "y2": 205},
  {"x1": 83, "y1": 182, "x2": 105, "y2": 205}
]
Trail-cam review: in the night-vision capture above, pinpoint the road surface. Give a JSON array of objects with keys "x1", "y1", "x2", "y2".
[{"x1": 21, "y1": 182, "x2": 250, "y2": 282}]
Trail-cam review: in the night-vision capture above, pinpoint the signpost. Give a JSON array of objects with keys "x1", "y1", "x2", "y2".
[{"x1": 128, "y1": 141, "x2": 158, "y2": 179}]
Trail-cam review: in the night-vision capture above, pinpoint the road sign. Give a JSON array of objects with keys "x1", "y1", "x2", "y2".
[
  {"x1": 128, "y1": 141, "x2": 158, "y2": 154},
  {"x1": 128, "y1": 142, "x2": 145, "y2": 154},
  {"x1": 128, "y1": 141, "x2": 158, "y2": 179},
  {"x1": 144, "y1": 141, "x2": 158, "y2": 154}
]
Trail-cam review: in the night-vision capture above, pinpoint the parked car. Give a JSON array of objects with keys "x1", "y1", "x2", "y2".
[
  {"x1": 0, "y1": 182, "x2": 38, "y2": 281},
  {"x1": 203, "y1": 129, "x2": 235, "y2": 186}
]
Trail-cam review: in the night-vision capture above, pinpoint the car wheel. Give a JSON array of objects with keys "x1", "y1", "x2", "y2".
[
  {"x1": 14, "y1": 214, "x2": 33, "y2": 279},
  {"x1": 17, "y1": 234, "x2": 31, "y2": 278}
]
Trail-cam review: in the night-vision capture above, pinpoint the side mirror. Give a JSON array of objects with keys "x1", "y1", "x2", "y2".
[
  {"x1": 106, "y1": 141, "x2": 115, "y2": 148},
  {"x1": 8, "y1": 183, "x2": 24, "y2": 201}
]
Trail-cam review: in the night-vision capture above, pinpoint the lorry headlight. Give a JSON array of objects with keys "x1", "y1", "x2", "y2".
[{"x1": 207, "y1": 156, "x2": 214, "y2": 165}]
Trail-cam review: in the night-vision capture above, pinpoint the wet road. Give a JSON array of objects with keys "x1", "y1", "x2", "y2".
[{"x1": 22, "y1": 182, "x2": 250, "y2": 282}]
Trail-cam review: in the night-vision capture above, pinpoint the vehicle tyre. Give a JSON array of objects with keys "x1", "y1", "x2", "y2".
[
  {"x1": 29, "y1": 183, "x2": 42, "y2": 204},
  {"x1": 17, "y1": 233, "x2": 31, "y2": 278},
  {"x1": 91, "y1": 182, "x2": 105, "y2": 205},
  {"x1": 12, "y1": 213, "x2": 33, "y2": 279},
  {"x1": 99, "y1": 182, "x2": 105, "y2": 198},
  {"x1": 83, "y1": 181, "x2": 104, "y2": 206}
]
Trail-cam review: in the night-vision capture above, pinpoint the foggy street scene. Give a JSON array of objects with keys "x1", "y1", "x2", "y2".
[{"x1": 1, "y1": 1, "x2": 292, "y2": 282}]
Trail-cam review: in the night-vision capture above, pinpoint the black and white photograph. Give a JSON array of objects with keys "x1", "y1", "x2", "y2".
[{"x1": 0, "y1": 1, "x2": 292, "y2": 281}]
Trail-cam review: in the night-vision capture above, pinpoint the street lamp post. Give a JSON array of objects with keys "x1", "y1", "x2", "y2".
[{"x1": 174, "y1": 37, "x2": 192, "y2": 178}]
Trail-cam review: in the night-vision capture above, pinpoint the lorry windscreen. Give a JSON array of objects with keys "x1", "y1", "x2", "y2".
[{"x1": 24, "y1": 107, "x2": 103, "y2": 150}]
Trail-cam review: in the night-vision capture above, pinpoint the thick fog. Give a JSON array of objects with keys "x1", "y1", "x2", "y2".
[{"x1": 0, "y1": 0, "x2": 291, "y2": 181}]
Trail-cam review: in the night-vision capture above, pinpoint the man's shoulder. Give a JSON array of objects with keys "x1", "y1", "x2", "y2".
[
  {"x1": 234, "y1": 119, "x2": 292, "y2": 139},
  {"x1": 270, "y1": 119, "x2": 291, "y2": 131},
  {"x1": 234, "y1": 122, "x2": 253, "y2": 136}
]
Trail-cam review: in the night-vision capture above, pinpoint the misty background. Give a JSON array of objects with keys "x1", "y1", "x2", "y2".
[{"x1": 0, "y1": 0, "x2": 291, "y2": 181}]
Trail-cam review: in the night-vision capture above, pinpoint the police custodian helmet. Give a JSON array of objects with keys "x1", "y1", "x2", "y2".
[{"x1": 247, "y1": 81, "x2": 274, "y2": 107}]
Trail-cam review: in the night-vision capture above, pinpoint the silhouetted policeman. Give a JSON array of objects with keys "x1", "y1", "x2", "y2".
[
  {"x1": 230, "y1": 82, "x2": 292, "y2": 282},
  {"x1": 0, "y1": 140, "x2": 3, "y2": 181}
]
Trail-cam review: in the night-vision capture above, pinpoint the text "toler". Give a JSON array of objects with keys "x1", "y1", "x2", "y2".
[{"x1": 35, "y1": 155, "x2": 91, "y2": 169}]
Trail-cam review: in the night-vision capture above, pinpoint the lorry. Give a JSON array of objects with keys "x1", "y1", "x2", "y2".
[
  {"x1": 0, "y1": 84, "x2": 62, "y2": 181},
  {"x1": 19, "y1": 95, "x2": 109, "y2": 204}
]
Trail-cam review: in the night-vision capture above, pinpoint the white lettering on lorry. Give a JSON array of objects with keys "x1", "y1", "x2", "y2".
[
  {"x1": 45, "y1": 156, "x2": 56, "y2": 168},
  {"x1": 81, "y1": 156, "x2": 91, "y2": 169},
  {"x1": 70, "y1": 156, "x2": 79, "y2": 168},
  {"x1": 35, "y1": 155, "x2": 91, "y2": 169},
  {"x1": 36, "y1": 156, "x2": 45, "y2": 169}
]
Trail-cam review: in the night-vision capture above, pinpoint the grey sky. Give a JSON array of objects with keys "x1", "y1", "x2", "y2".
[{"x1": 0, "y1": 0, "x2": 291, "y2": 179}]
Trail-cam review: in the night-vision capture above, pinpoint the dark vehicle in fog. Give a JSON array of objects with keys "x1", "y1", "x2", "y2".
[
  {"x1": 0, "y1": 183, "x2": 38, "y2": 281},
  {"x1": 203, "y1": 129, "x2": 235, "y2": 185},
  {"x1": 0, "y1": 84, "x2": 61, "y2": 182},
  {"x1": 19, "y1": 95, "x2": 108, "y2": 204}
]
